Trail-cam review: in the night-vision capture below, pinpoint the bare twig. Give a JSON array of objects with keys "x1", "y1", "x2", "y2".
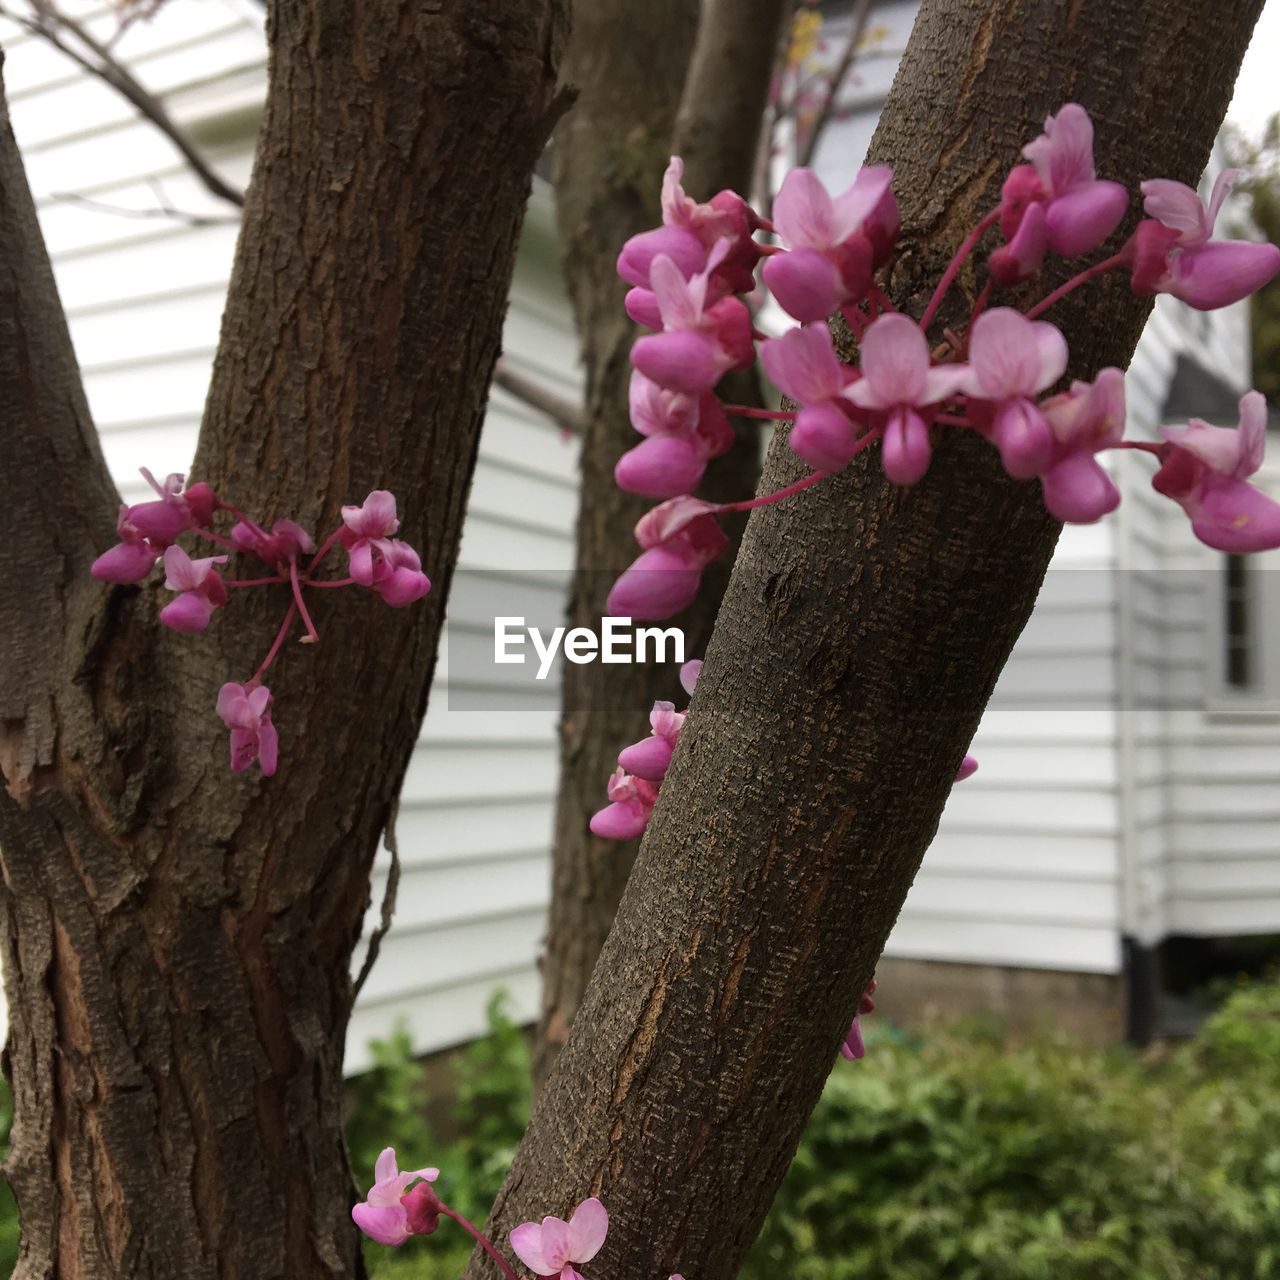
[
  {"x1": 3, "y1": 0, "x2": 246, "y2": 209},
  {"x1": 492, "y1": 358, "x2": 585, "y2": 434},
  {"x1": 49, "y1": 182, "x2": 239, "y2": 227},
  {"x1": 795, "y1": 0, "x2": 875, "y2": 169}
]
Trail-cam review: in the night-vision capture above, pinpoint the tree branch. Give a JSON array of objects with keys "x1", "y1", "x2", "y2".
[
  {"x1": 492, "y1": 359, "x2": 585, "y2": 435},
  {"x1": 794, "y1": 0, "x2": 874, "y2": 169}
]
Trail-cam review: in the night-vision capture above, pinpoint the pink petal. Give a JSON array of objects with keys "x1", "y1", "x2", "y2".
[
  {"x1": 761, "y1": 248, "x2": 847, "y2": 323},
  {"x1": 126, "y1": 497, "x2": 190, "y2": 544},
  {"x1": 632, "y1": 330, "x2": 723, "y2": 395},
  {"x1": 91, "y1": 540, "x2": 161, "y2": 583},
  {"x1": 349, "y1": 540, "x2": 377, "y2": 585},
  {"x1": 510, "y1": 1223, "x2": 553, "y2": 1275},
  {"x1": 590, "y1": 801, "x2": 652, "y2": 840},
  {"x1": 1189, "y1": 481, "x2": 1280, "y2": 553},
  {"x1": 617, "y1": 226, "x2": 707, "y2": 289},
  {"x1": 539, "y1": 1217, "x2": 572, "y2": 1273},
  {"x1": 1160, "y1": 419, "x2": 1250, "y2": 478},
  {"x1": 1236, "y1": 391, "x2": 1268, "y2": 477},
  {"x1": 993, "y1": 400, "x2": 1054, "y2": 479},
  {"x1": 829, "y1": 165, "x2": 895, "y2": 245},
  {"x1": 159, "y1": 591, "x2": 215, "y2": 633},
  {"x1": 1140, "y1": 177, "x2": 1210, "y2": 245},
  {"x1": 352, "y1": 1202, "x2": 410, "y2": 1247},
  {"x1": 679, "y1": 659, "x2": 702, "y2": 695},
  {"x1": 373, "y1": 1148, "x2": 399, "y2": 1186},
  {"x1": 566, "y1": 1197, "x2": 609, "y2": 1264},
  {"x1": 625, "y1": 287, "x2": 662, "y2": 329},
  {"x1": 650, "y1": 254, "x2": 704, "y2": 329},
  {"x1": 1040, "y1": 452, "x2": 1120, "y2": 523},
  {"x1": 1045, "y1": 181, "x2": 1128, "y2": 257},
  {"x1": 850, "y1": 313, "x2": 930, "y2": 408},
  {"x1": 881, "y1": 407, "x2": 932, "y2": 485},
  {"x1": 1168, "y1": 240, "x2": 1280, "y2": 311},
  {"x1": 989, "y1": 200, "x2": 1049, "y2": 285},
  {"x1": 1023, "y1": 102, "x2": 1096, "y2": 195},
  {"x1": 618, "y1": 736, "x2": 675, "y2": 781},
  {"x1": 773, "y1": 167, "x2": 837, "y2": 249},
  {"x1": 378, "y1": 567, "x2": 432, "y2": 607},
  {"x1": 964, "y1": 309, "x2": 1067, "y2": 400},
  {"x1": 789, "y1": 402, "x2": 861, "y2": 471},
  {"x1": 615, "y1": 436, "x2": 706, "y2": 499},
  {"x1": 759, "y1": 325, "x2": 848, "y2": 404},
  {"x1": 247, "y1": 685, "x2": 272, "y2": 720},
  {"x1": 216, "y1": 682, "x2": 252, "y2": 729},
  {"x1": 955, "y1": 755, "x2": 979, "y2": 782},
  {"x1": 1205, "y1": 167, "x2": 1236, "y2": 232},
  {"x1": 228, "y1": 726, "x2": 258, "y2": 774},
  {"x1": 607, "y1": 547, "x2": 702, "y2": 620},
  {"x1": 628, "y1": 372, "x2": 699, "y2": 438},
  {"x1": 257, "y1": 720, "x2": 279, "y2": 777}
]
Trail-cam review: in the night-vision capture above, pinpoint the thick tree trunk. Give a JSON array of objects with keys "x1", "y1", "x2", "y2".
[
  {"x1": 468, "y1": 2, "x2": 1263, "y2": 1277},
  {"x1": 0, "y1": 3, "x2": 567, "y2": 1277},
  {"x1": 536, "y1": 0, "x2": 788, "y2": 1088}
]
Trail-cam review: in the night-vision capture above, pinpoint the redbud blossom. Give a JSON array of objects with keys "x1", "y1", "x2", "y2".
[
  {"x1": 91, "y1": 469, "x2": 216, "y2": 581},
  {"x1": 955, "y1": 755, "x2": 979, "y2": 782},
  {"x1": 351, "y1": 1147, "x2": 441, "y2": 1247},
  {"x1": 1037, "y1": 368, "x2": 1126, "y2": 523},
  {"x1": 1153, "y1": 391, "x2": 1280, "y2": 552},
  {"x1": 1130, "y1": 169, "x2": 1280, "y2": 310},
  {"x1": 616, "y1": 374, "x2": 734, "y2": 498},
  {"x1": 990, "y1": 103, "x2": 1128, "y2": 283},
  {"x1": 230, "y1": 517, "x2": 313, "y2": 566},
  {"x1": 958, "y1": 308, "x2": 1068, "y2": 480},
  {"x1": 509, "y1": 1197, "x2": 609, "y2": 1280},
  {"x1": 760, "y1": 324, "x2": 867, "y2": 471},
  {"x1": 607, "y1": 496, "x2": 728, "y2": 620},
  {"x1": 679, "y1": 659, "x2": 702, "y2": 695},
  {"x1": 589, "y1": 768, "x2": 660, "y2": 840},
  {"x1": 762, "y1": 165, "x2": 894, "y2": 322},
  {"x1": 617, "y1": 700, "x2": 685, "y2": 780},
  {"x1": 845, "y1": 313, "x2": 969, "y2": 484},
  {"x1": 159, "y1": 546, "x2": 228, "y2": 633},
  {"x1": 216, "y1": 682, "x2": 279, "y2": 777}
]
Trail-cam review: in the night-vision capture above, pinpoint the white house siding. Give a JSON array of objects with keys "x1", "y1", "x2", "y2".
[{"x1": 0, "y1": 1, "x2": 582, "y2": 1072}]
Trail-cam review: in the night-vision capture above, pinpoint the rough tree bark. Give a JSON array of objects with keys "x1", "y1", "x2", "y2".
[
  {"x1": 535, "y1": 0, "x2": 789, "y2": 1086},
  {"x1": 468, "y1": 1, "x2": 1263, "y2": 1277},
  {"x1": 0, "y1": 3, "x2": 566, "y2": 1277}
]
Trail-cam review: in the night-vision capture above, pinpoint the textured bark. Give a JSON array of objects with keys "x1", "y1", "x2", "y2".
[
  {"x1": 535, "y1": 0, "x2": 789, "y2": 1088},
  {"x1": 0, "y1": 3, "x2": 567, "y2": 1277},
  {"x1": 469, "y1": 2, "x2": 1263, "y2": 1278}
]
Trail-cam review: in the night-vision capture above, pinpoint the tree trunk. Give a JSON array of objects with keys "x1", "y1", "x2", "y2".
[
  {"x1": 0, "y1": 3, "x2": 567, "y2": 1276},
  {"x1": 467, "y1": 2, "x2": 1263, "y2": 1277},
  {"x1": 536, "y1": 0, "x2": 788, "y2": 1088}
]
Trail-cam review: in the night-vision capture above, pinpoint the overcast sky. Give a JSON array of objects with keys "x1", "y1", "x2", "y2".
[{"x1": 1229, "y1": 1, "x2": 1280, "y2": 138}]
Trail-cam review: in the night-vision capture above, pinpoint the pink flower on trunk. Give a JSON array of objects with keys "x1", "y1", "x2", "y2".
[
  {"x1": 762, "y1": 165, "x2": 896, "y2": 321},
  {"x1": 845, "y1": 313, "x2": 969, "y2": 484},
  {"x1": 631, "y1": 242, "x2": 755, "y2": 395},
  {"x1": 955, "y1": 755, "x2": 979, "y2": 782},
  {"x1": 1152, "y1": 391, "x2": 1280, "y2": 552},
  {"x1": 510, "y1": 1197, "x2": 609, "y2": 1280},
  {"x1": 608, "y1": 496, "x2": 729, "y2": 620},
  {"x1": 618, "y1": 700, "x2": 685, "y2": 781},
  {"x1": 1037, "y1": 368, "x2": 1126, "y2": 523},
  {"x1": 679, "y1": 659, "x2": 702, "y2": 695},
  {"x1": 840, "y1": 979, "x2": 877, "y2": 1061},
  {"x1": 91, "y1": 468, "x2": 217, "y2": 582},
  {"x1": 351, "y1": 1147, "x2": 441, "y2": 1247},
  {"x1": 338, "y1": 491, "x2": 431, "y2": 605},
  {"x1": 589, "y1": 768, "x2": 659, "y2": 840},
  {"x1": 1129, "y1": 169, "x2": 1280, "y2": 310},
  {"x1": 958, "y1": 308, "x2": 1068, "y2": 479},
  {"x1": 990, "y1": 103, "x2": 1128, "y2": 284},
  {"x1": 216, "y1": 682, "x2": 279, "y2": 776},
  {"x1": 231, "y1": 518, "x2": 313, "y2": 566},
  {"x1": 615, "y1": 373, "x2": 734, "y2": 498},
  {"x1": 760, "y1": 325, "x2": 867, "y2": 471},
  {"x1": 159, "y1": 546, "x2": 228, "y2": 632}
]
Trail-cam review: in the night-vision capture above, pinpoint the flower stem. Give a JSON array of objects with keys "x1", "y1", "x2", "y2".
[
  {"x1": 215, "y1": 500, "x2": 269, "y2": 540},
  {"x1": 307, "y1": 525, "x2": 345, "y2": 575},
  {"x1": 1024, "y1": 252, "x2": 1127, "y2": 320},
  {"x1": 223, "y1": 576, "x2": 288, "y2": 587},
  {"x1": 920, "y1": 207, "x2": 1000, "y2": 331},
  {"x1": 249, "y1": 602, "x2": 297, "y2": 686},
  {"x1": 192, "y1": 527, "x2": 241, "y2": 552},
  {"x1": 305, "y1": 576, "x2": 357, "y2": 589},
  {"x1": 720, "y1": 404, "x2": 797, "y2": 421},
  {"x1": 289, "y1": 559, "x2": 320, "y2": 644},
  {"x1": 440, "y1": 1206, "x2": 521, "y2": 1280}
]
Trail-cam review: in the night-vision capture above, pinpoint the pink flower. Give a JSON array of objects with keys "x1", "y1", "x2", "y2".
[
  {"x1": 839, "y1": 979, "x2": 876, "y2": 1061},
  {"x1": 760, "y1": 325, "x2": 867, "y2": 471},
  {"x1": 615, "y1": 375, "x2": 734, "y2": 498},
  {"x1": 659, "y1": 156, "x2": 763, "y2": 294},
  {"x1": 618, "y1": 700, "x2": 685, "y2": 781},
  {"x1": 589, "y1": 768, "x2": 659, "y2": 840},
  {"x1": 91, "y1": 505, "x2": 164, "y2": 583},
  {"x1": 845, "y1": 313, "x2": 969, "y2": 484},
  {"x1": 955, "y1": 754, "x2": 979, "y2": 782},
  {"x1": 509, "y1": 1196, "x2": 609, "y2": 1280},
  {"x1": 679, "y1": 659, "x2": 702, "y2": 695},
  {"x1": 1037, "y1": 368, "x2": 1126, "y2": 523},
  {"x1": 1129, "y1": 168, "x2": 1280, "y2": 310},
  {"x1": 607, "y1": 497, "x2": 728, "y2": 620},
  {"x1": 159, "y1": 546, "x2": 228, "y2": 633},
  {"x1": 990, "y1": 104, "x2": 1128, "y2": 283},
  {"x1": 91, "y1": 468, "x2": 217, "y2": 582},
  {"x1": 958, "y1": 308, "x2": 1068, "y2": 479},
  {"x1": 1152, "y1": 391, "x2": 1280, "y2": 552},
  {"x1": 231, "y1": 518, "x2": 313, "y2": 566},
  {"x1": 631, "y1": 243, "x2": 755, "y2": 394},
  {"x1": 762, "y1": 166, "x2": 896, "y2": 321},
  {"x1": 216, "y1": 681, "x2": 279, "y2": 776},
  {"x1": 341, "y1": 489, "x2": 401, "y2": 545},
  {"x1": 351, "y1": 1147, "x2": 441, "y2": 1248},
  {"x1": 335, "y1": 493, "x2": 430, "y2": 605}
]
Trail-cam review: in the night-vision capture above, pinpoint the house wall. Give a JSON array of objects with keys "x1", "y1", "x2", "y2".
[{"x1": 0, "y1": 0, "x2": 581, "y2": 1072}]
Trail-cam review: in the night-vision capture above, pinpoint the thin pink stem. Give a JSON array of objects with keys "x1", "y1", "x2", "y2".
[
  {"x1": 871, "y1": 283, "x2": 896, "y2": 314},
  {"x1": 715, "y1": 429, "x2": 888, "y2": 514},
  {"x1": 307, "y1": 525, "x2": 346, "y2": 575},
  {"x1": 289, "y1": 559, "x2": 320, "y2": 644},
  {"x1": 967, "y1": 279, "x2": 993, "y2": 333},
  {"x1": 752, "y1": 327, "x2": 771, "y2": 342},
  {"x1": 755, "y1": 215, "x2": 776, "y2": 233},
  {"x1": 1024, "y1": 253, "x2": 1127, "y2": 320},
  {"x1": 215, "y1": 500, "x2": 268, "y2": 540},
  {"x1": 840, "y1": 301, "x2": 868, "y2": 339},
  {"x1": 721, "y1": 404, "x2": 797, "y2": 421},
  {"x1": 223, "y1": 576, "x2": 288, "y2": 587},
  {"x1": 440, "y1": 1206, "x2": 521, "y2": 1280},
  {"x1": 1113, "y1": 440, "x2": 1164, "y2": 455},
  {"x1": 249, "y1": 602, "x2": 297, "y2": 686},
  {"x1": 305, "y1": 576, "x2": 357, "y2": 589},
  {"x1": 920, "y1": 207, "x2": 1001, "y2": 331},
  {"x1": 193, "y1": 527, "x2": 240, "y2": 552}
]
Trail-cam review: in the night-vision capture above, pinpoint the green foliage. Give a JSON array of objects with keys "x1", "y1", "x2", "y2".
[{"x1": 0, "y1": 1078, "x2": 15, "y2": 1276}]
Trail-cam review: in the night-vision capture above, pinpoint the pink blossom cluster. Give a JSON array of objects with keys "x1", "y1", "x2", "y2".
[
  {"x1": 606, "y1": 104, "x2": 1280, "y2": 625},
  {"x1": 91, "y1": 481, "x2": 430, "y2": 775},
  {"x1": 841, "y1": 977, "x2": 878, "y2": 1061},
  {"x1": 352, "y1": 1157, "x2": 689, "y2": 1280}
]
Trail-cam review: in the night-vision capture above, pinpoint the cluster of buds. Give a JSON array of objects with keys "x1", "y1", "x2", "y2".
[
  {"x1": 352, "y1": 1155, "x2": 690, "y2": 1280},
  {"x1": 606, "y1": 103, "x2": 1280, "y2": 624},
  {"x1": 91, "y1": 479, "x2": 430, "y2": 775}
]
